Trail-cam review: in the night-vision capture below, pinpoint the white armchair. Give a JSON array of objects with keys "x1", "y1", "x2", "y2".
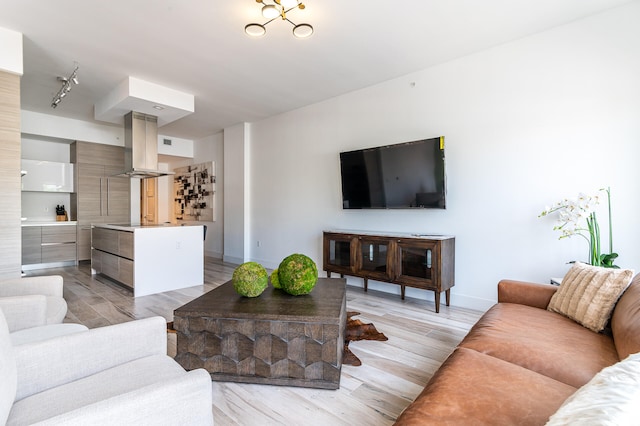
[
  {"x1": 0, "y1": 310, "x2": 213, "y2": 425},
  {"x1": 0, "y1": 294, "x2": 87, "y2": 345},
  {"x1": 0, "y1": 276, "x2": 67, "y2": 329}
]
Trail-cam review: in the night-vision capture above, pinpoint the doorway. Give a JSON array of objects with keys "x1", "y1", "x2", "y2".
[{"x1": 140, "y1": 178, "x2": 158, "y2": 224}]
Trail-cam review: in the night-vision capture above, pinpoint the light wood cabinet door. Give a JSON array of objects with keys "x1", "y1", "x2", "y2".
[
  {"x1": 118, "y1": 231, "x2": 134, "y2": 260},
  {"x1": 72, "y1": 141, "x2": 124, "y2": 167},
  {"x1": 23, "y1": 226, "x2": 77, "y2": 265},
  {"x1": 41, "y1": 226, "x2": 76, "y2": 243},
  {"x1": 21, "y1": 227, "x2": 41, "y2": 265},
  {"x1": 92, "y1": 227, "x2": 119, "y2": 254},
  {"x1": 72, "y1": 142, "x2": 130, "y2": 262},
  {"x1": 91, "y1": 249, "x2": 133, "y2": 289},
  {"x1": 41, "y1": 244, "x2": 76, "y2": 263},
  {"x1": 76, "y1": 224, "x2": 92, "y2": 261},
  {"x1": 118, "y1": 257, "x2": 134, "y2": 287},
  {"x1": 75, "y1": 163, "x2": 104, "y2": 222},
  {"x1": 104, "y1": 166, "x2": 130, "y2": 221}
]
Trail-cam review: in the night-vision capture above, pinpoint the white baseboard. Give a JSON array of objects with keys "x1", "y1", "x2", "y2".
[
  {"x1": 205, "y1": 250, "x2": 223, "y2": 259},
  {"x1": 222, "y1": 255, "x2": 243, "y2": 265}
]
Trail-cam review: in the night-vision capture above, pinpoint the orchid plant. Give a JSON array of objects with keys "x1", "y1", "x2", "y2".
[{"x1": 539, "y1": 187, "x2": 618, "y2": 268}]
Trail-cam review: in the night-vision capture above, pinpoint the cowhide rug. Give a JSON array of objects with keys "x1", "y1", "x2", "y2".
[{"x1": 343, "y1": 311, "x2": 388, "y2": 366}]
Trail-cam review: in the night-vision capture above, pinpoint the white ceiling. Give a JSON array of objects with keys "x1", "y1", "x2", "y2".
[{"x1": 1, "y1": 0, "x2": 633, "y2": 140}]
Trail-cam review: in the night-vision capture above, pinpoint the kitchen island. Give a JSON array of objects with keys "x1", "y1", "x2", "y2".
[{"x1": 91, "y1": 223, "x2": 204, "y2": 297}]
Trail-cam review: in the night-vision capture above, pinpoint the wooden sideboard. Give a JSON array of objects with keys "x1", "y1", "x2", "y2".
[{"x1": 322, "y1": 230, "x2": 455, "y2": 313}]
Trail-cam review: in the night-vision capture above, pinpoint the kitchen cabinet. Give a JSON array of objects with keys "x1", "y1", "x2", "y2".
[
  {"x1": 70, "y1": 141, "x2": 130, "y2": 261},
  {"x1": 21, "y1": 224, "x2": 77, "y2": 269},
  {"x1": 323, "y1": 230, "x2": 455, "y2": 313},
  {"x1": 21, "y1": 159, "x2": 74, "y2": 192},
  {"x1": 92, "y1": 227, "x2": 134, "y2": 288},
  {"x1": 21, "y1": 227, "x2": 42, "y2": 265},
  {"x1": 92, "y1": 250, "x2": 134, "y2": 288}
]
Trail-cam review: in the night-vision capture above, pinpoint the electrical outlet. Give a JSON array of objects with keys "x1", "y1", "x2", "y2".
[{"x1": 257, "y1": 240, "x2": 261, "y2": 247}]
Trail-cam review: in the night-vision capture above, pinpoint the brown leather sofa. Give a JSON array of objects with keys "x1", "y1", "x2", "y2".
[{"x1": 395, "y1": 274, "x2": 640, "y2": 425}]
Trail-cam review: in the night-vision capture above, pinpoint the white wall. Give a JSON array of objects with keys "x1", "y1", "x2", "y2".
[
  {"x1": 245, "y1": 3, "x2": 640, "y2": 311},
  {"x1": 193, "y1": 133, "x2": 224, "y2": 259},
  {"x1": 158, "y1": 134, "x2": 193, "y2": 158},
  {"x1": 22, "y1": 111, "x2": 123, "y2": 146},
  {"x1": 223, "y1": 123, "x2": 250, "y2": 264}
]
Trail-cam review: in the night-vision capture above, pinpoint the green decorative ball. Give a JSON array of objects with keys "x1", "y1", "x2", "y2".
[
  {"x1": 232, "y1": 262, "x2": 268, "y2": 297},
  {"x1": 278, "y1": 254, "x2": 318, "y2": 296},
  {"x1": 270, "y1": 268, "x2": 281, "y2": 289}
]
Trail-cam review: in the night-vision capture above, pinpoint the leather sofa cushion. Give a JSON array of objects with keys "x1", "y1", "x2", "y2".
[
  {"x1": 459, "y1": 303, "x2": 619, "y2": 388},
  {"x1": 611, "y1": 275, "x2": 640, "y2": 359},
  {"x1": 394, "y1": 347, "x2": 576, "y2": 425}
]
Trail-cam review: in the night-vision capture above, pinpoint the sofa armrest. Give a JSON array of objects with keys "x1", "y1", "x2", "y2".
[
  {"x1": 0, "y1": 295, "x2": 48, "y2": 332},
  {"x1": 497, "y1": 280, "x2": 557, "y2": 309},
  {"x1": 11, "y1": 369, "x2": 214, "y2": 426},
  {"x1": 0, "y1": 276, "x2": 64, "y2": 298},
  {"x1": 14, "y1": 316, "x2": 168, "y2": 400}
]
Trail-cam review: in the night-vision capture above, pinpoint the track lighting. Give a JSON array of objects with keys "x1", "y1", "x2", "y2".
[
  {"x1": 245, "y1": 0, "x2": 313, "y2": 38},
  {"x1": 51, "y1": 64, "x2": 79, "y2": 109}
]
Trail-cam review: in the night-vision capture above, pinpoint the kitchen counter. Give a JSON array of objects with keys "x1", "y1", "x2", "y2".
[
  {"x1": 91, "y1": 223, "x2": 204, "y2": 297},
  {"x1": 97, "y1": 222, "x2": 181, "y2": 231},
  {"x1": 22, "y1": 221, "x2": 77, "y2": 227}
]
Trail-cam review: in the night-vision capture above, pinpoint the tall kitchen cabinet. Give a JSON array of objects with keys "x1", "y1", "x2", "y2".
[{"x1": 70, "y1": 141, "x2": 130, "y2": 261}]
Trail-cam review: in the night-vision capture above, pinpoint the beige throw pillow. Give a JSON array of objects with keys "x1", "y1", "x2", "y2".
[
  {"x1": 546, "y1": 352, "x2": 640, "y2": 425},
  {"x1": 547, "y1": 262, "x2": 634, "y2": 332}
]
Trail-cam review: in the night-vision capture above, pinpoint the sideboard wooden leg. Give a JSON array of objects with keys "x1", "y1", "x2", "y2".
[
  {"x1": 445, "y1": 289, "x2": 451, "y2": 306},
  {"x1": 435, "y1": 291, "x2": 441, "y2": 313},
  {"x1": 363, "y1": 278, "x2": 368, "y2": 292},
  {"x1": 401, "y1": 285, "x2": 406, "y2": 300}
]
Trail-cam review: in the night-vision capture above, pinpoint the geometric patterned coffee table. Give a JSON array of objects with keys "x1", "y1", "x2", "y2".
[{"x1": 173, "y1": 277, "x2": 346, "y2": 389}]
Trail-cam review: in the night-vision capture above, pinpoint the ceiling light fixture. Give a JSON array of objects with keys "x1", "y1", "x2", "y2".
[
  {"x1": 51, "y1": 63, "x2": 79, "y2": 109},
  {"x1": 245, "y1": 0, "x2": 313, "y2": 39}
]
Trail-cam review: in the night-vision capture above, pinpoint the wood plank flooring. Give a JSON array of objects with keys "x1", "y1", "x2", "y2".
[{"x1": 25, "y1": 259, "x2": 484, "y2": 425}]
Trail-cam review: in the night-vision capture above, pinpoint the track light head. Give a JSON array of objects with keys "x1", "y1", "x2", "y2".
[{"x1": 51, "y1": 64, "x2": 80, "y2": 109}]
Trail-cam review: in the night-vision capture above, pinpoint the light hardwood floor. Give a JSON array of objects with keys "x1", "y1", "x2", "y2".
[{"x1": 26, "y1": 259, "x2": 484, "y2": 426}]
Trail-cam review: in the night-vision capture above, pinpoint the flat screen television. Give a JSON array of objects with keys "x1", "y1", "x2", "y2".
[{"x1": 339, "y1": 136, "x2": 446, "y2": 209}]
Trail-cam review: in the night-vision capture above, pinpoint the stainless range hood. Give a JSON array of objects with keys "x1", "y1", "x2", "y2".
[{"x1": 116, "y1": 111, "x2": 174, "y2": 179}]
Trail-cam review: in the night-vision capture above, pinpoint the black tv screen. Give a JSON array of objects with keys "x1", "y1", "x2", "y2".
[{"x1": 340, "y1": 137, "x2": 446, "y2": 209}]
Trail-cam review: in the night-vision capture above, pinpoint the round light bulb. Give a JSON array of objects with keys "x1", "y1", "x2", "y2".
[
  {"x1": 261, "y1": 4, "x2": 280, "y2": 19},
  {"x1": 245, "y1": 23, "x2": 266, "y2": 37},
  {"x1": 280, "y1": 0, "x2": 298, "y2": 8},
  {"x1": 293, "y1": 23, "x2": 313, "y2": 38}
]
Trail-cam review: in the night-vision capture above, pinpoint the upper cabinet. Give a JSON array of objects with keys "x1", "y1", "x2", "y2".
[{"x1": 21, "y1": 159, "x2": 74, "y2": 192}]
